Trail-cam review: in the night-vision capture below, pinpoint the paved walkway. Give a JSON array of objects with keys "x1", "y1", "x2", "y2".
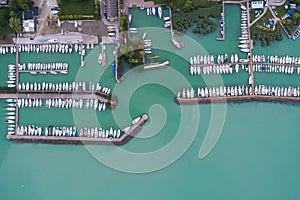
[
  {"x1": 269, "y1": 0, "x2": 286, "y2": 6},
  {"x1": 35, "y1": 0, "x2": 58, "y2": 35}
]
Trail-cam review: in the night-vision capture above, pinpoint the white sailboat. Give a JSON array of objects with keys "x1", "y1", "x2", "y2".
[
  {"x1": 152, "y1": 7, "x2": 156, "y2": 15},
  {"x1": 98, "y1": 53, "x2": 102, "y2": 64},
  {"x1": 158, "y1": 7, "x2": 162, "y2": 18}
]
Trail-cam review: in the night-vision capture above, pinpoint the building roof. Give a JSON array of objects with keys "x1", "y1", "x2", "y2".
[
  {"x1": 23, "y1": 10, "x2": 34, "y2": 20},
  {"x1": 251, "y1": 1, "x2": 264, "y2": 9},
  {"x1": 30, "y1": 7, "x2": 39, "y2": 16},
  {"x1": 22, "y1": 7, "x2": 38, "y2": 20},
  {"x1": 23, "y1": 19, "x2": 35, "y2": 32},
  {"x1": 0, "y1": 0, "x2": 8, "y2": 5}
]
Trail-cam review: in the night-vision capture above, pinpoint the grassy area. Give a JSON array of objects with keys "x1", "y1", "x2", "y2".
[
  {"x1": 60, "y1": 0, "x2": 95, "y2": 15},
  {"x1": 0, "y1": 8, "x2": 11, "y2": 40}
]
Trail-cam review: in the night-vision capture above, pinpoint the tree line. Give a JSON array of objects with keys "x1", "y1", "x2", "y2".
[
  {"x1": 172, "y1": 4, "x2": 221, "y2": 34},
  {"x1": 251, "y1": 25, "x2": 283, "y2": 46}
]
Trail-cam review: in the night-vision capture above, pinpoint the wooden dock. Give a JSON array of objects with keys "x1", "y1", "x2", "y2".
[{"x1": 7, "y1": 114, "x2": 148, "y2": 145}]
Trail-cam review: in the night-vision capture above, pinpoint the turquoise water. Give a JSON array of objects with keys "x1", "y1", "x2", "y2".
[{"x1": 1, "y1": 5, "x2": 300, "y2": 199}]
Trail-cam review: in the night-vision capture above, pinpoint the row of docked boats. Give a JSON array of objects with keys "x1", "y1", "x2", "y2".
[
  {"x1": 7, "y1": 64, "x2": 16, "y2": 88},
  {"x1": 240, "y1": 10, "x2": 250, "y2": 53},
  {"x1": 18, "y1": 62, "x2": 69, "y2": 74},
  {"x1": 254, "y1": 85, "x2": 300, "y2": 97},
  {"x1": 129, "y1": 27, "x2": 137, "y2": 34},
  {"x1": 107, "y1": 25, "x2": 116, "y2": 37},
  {"x1": 146, "y1": 6, "x2": 162, "y2": 18},
  {"x1": 220, "y1": 12, "x2": 224, "y2": 36},
  {"x1": 17, "y1": 44, "x2": 77, "y2": 54},
  {"x1": 45, "y1": 126, "x2": 76, "y2": 137},
  {"x1": 291, "y1": 25, "x2": 300, "y2": 40},
  {"x1": 44, "y1": 98, "x2": 107, "y2": 111},
  {"x1": 15, "y1": 125, "x2": 43, "y2": 136},
  {"x1": 6, "y1": 99, "x2": 16, "y2": 135},
  {"x1": 189, "y1": 54, "x2": 239, "y2": 66},
  {"x1": 0, "y1": 46, "x2": 16, "y2": 54},
  {"x1": 253, "y1": 64, "x2": 300, "y2": 74},
  {"x1": 79, "y1": 127, "x2": 121, "y2": 139},
  {"x1": 164, "y1": 15, "x2": 171, "y2": 28},
  {"x1": 189, "y1": 64, "x2": 240, "y2": 75},
  {"x1": 144, "y1": 39, "x2": 152, "y2": 54},
  {"x1": 190, "y1": 55, "x2": 214, "y2": 65},
  {"x1": 178, "y1": 85, "x2": 300, "y2": 99},
  {"x1": 14, "y1": 125, "x2": 123, "y2": 139},
  {"x1": 17, "y1": 98, "x2": 43, "y2": 108},
  {"x1": 178, "y1": 85, "x2": 253, "y2": 98},
  {"x1": 0, "y1": 43, "x2": 90, "y2": 54},
  {"x1": 18, "y1": 82, "x2": 111, "y2": 94},
  {"x1": 252, "y1": 54, "x2": 300, "y2": 65}
]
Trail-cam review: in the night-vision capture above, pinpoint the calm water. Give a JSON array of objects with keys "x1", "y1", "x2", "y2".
[{"x1": 0, "y1": 5, "x2": 300, "y2": 199}]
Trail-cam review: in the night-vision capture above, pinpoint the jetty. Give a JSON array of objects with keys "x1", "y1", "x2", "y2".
[
  {"x1": 101, "y1": 44, "x2": 107, "y2": 67},
  {"x1": 15, "y1": 45, "x2": 19, "y2": 90},
  {"x1": 246, "y1": 0, "x2": 255, "y2": 93},
  {"x1": 80, "y1": 43, "x2": 85, "y2": 67},
  {"x1": 190, "y1": 62, "x2": 300, "y2": 68},
  {"x1": 19, "y1": 70, "x2": 68, "y2": 74},
  {"x1": 216, "y1": 1, "x2": 225, "y2": 41},
  {"x1": 169, "y1": 7, "x2": 184, "y2": 49},
  {"x1": 144, "y1": 61, "x2": 169, "y2": 69},
  {"x1": 7, "y1": 114, "x2": 148, "y2": 145},
  {"x1": 0, "y1": 92, "x2": 116, "y2": 106},
  {"x1": 176, "y1": 95, "x2": 300, "y2": 104}
]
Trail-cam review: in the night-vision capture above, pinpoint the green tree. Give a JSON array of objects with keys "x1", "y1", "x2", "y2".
[
  {"x1": 285, "y1": 18, "x2": 292, "y2": 25},
  {"x1": 9, "y1": 17, "x2": 22, "y2": 33},
  {"x1": 292, "y1": 12, "x2": 300, "y2": 21},
  {"x1": 17, "y1": 0, "x2": 34, "y2": 11},
  {"x1": 119, "y1": 45, "x2": 126, "y2": 55}
]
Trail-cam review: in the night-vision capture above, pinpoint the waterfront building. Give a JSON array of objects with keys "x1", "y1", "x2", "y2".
[{"x1": 251, "y1": 1, "x2": 264, "y2": 9}]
